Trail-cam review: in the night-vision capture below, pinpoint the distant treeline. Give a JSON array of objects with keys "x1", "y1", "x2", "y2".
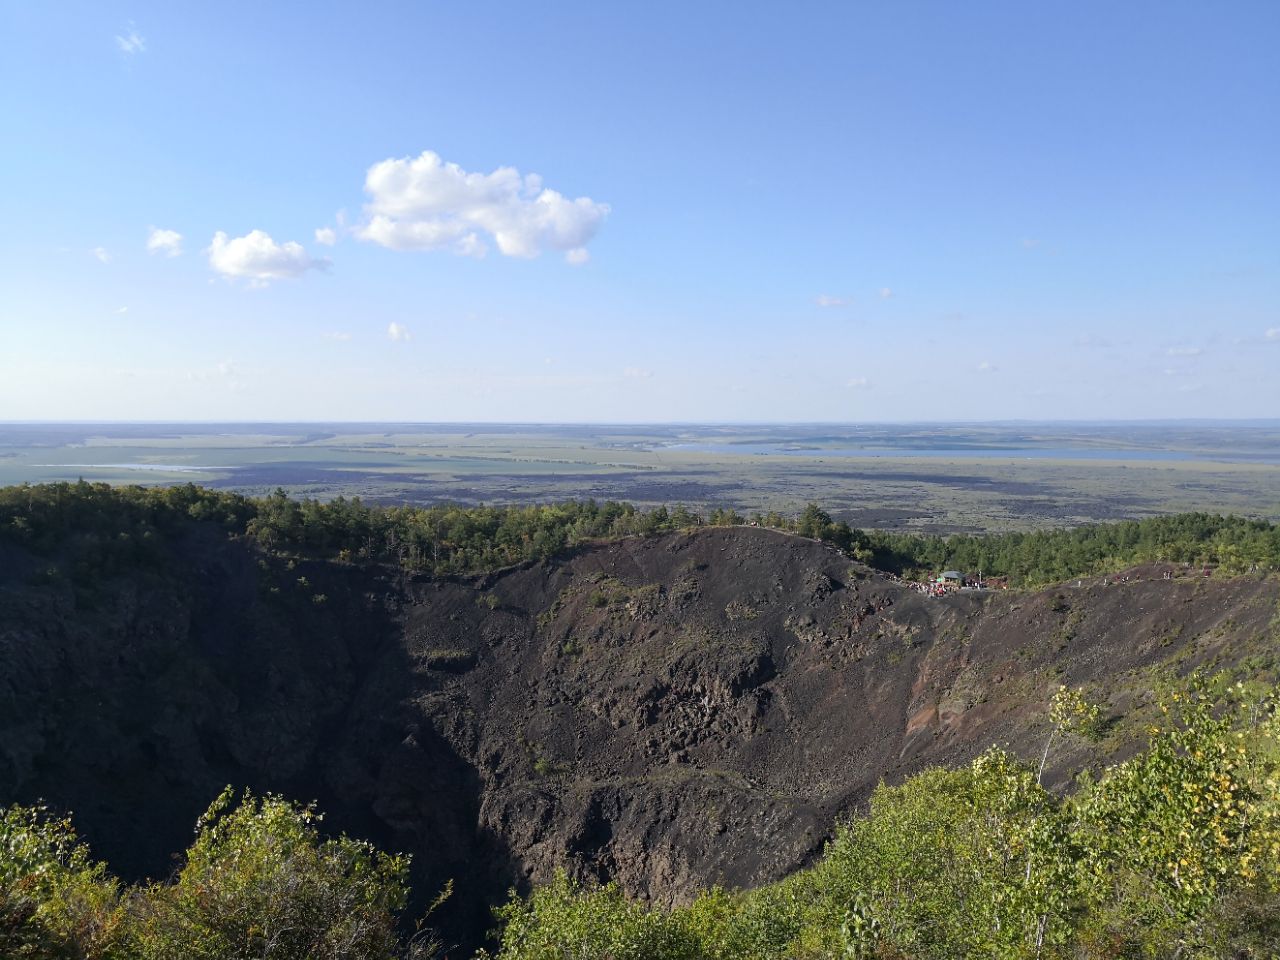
[
  {"x1": 1, "y1": 481, "x2": 1278, "y2": 587},
  {"x1": 779, "y1": 504, "x2": 1280, "y2": 586}
]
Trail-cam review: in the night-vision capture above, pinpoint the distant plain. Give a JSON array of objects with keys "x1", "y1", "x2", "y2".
[{"x1": 2, "y1": 422, "x2": 1278, "y2": 533}]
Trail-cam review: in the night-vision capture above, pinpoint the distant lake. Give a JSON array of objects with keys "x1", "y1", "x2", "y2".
[
  {"x1": 37, "y1": 463, "x2": 211, "y2": 473},
  {"x1": 663, "y1": 443, "x2": 1280, "y2": 464}
]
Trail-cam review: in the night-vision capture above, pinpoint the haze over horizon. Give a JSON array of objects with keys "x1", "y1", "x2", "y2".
[{"x1": 3, "y1": 2, "x2": 1277, "y2": 422}]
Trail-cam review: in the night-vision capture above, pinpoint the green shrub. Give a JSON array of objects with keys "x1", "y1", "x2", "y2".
[
  {"x1": 128, "y1": 788, "x2": 411, "y2": 960},
  {"x1": 478, "y1": 870, "x2": 701, "y2": 960},
  {"x1": 0, "y1": 804, "x2": 124, "y2": 959}
]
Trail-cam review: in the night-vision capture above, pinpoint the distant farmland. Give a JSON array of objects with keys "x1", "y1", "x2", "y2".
[{"x1": 2, "y1": 421, "x2": 1278, "y2": 533}]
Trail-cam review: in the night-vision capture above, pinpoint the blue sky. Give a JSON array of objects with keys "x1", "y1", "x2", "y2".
[{"x1": 1, "y1": 1, "x2": 1277, "y2": 422}]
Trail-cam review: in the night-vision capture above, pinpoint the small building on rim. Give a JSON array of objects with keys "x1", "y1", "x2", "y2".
[{"x1": 938, "y1": 570, "x2": 964, "y2": 585}]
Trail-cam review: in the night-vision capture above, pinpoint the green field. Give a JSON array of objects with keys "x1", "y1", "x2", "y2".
[{"x1": 2, "y1": 422, "x2": 1278, "y2": 533}]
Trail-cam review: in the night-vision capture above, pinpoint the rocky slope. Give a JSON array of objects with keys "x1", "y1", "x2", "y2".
[{"x1": 1, "y1": 526, "x2": 1276, "y2": 949}]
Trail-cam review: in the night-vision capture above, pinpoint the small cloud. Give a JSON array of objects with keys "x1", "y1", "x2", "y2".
[
  {"x1": 207, "y1": 230, "x2": 329, "y2": 284},
  {"x1": 113, "y1": 306, "x2": 128, "y2": 315},
  {"x1": 314, "y1": 226, "x2": 337, "y2": 247},
  {"x1": 977, "y1": 361, "x2": 998, "y2": 372},
  {"x1": 1020, "y1": 238, "x2": 1041, "y2": 249},
  {"x1": 815, "y1": 294, "x2": 849, "y2": 308},
  {"x1": 387, "y1": 322, "x2": 411, "y2": 342},
  {"x1": 91, "y1": 247, "x2": 111, "y2": 263},
  {"x1": 322, "y1": 331, "x2": 351, "y2": 341},
  {"x1": 565, "y1": 247, "x2": 590, "y2": 266},
  {"x1": 846, "y1": 377, "x2": 870, "y2": 388},
  {"x1": 355, "y1": 149, "x2": 609, "y2": 261},
  {"x1": 146, "y1": 227, "x2": 183, "y2": 257},
  {"x1": 1265, "y1": 328, "x2": 1280, "y2": 341},
  {"x1": 622, "y1": 366, "x2": 653, "y2": 379},
  {"x1": 1166, "y1": 346, "x2": 1203, "y2": 357},
  {"x1": 115, "y1": 24, "x2": 145, "y2": 55},
  {"x1": 878, "y1": 287, "x2": 892, "y2": 299}
]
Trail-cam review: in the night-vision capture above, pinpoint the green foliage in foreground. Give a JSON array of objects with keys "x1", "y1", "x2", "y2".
[
  {"x1": 2, "y1": 681, "x2": 1278, "y2": 958},
  {"x1": 2, "y1": 481, "x2": 1278, "y2": 587},
  {"x1": 483, "y1": 682, "x2": 1280, "y2": 960},
  {"x1": 0, "y1": 789, "x2": 437, "y2": 960}
]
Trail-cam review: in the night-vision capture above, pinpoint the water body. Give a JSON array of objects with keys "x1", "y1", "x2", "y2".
[
  {"x1": 664, "y1": 443, "x2": 1280, "y2": 464},
  {"x1": 36, "y1": 463, "x2": 212, "y2": 473}
]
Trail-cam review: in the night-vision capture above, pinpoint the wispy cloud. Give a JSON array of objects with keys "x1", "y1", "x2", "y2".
[
  {"x1": 314, "y1": 227, "x2": 337, "y2": 247},
  {"x1": 90, "y1": 247, "x2": 111, "y2": 264},
  {"x1": 207, "y1": 230, "x2": 329, "y2": 285},
  {"x1": 878, "y1": 287, "x2": 892, "y2": 299},
  {"x1": 977, "y1": 360, "x2": 998, "y2": 372},
  {"x1": 815, "y1": 294, "x2": 849, "y2": 308},
  {"x1": 846, "y1": 377, "x2": 870, "y2": 388},
  {"x1": 355, "y1": 150, "x2": 609, "y2": 263},
  {"x1": 113, "y1": 306, "x2": 128, "y2": 315},
  {"x1": 1166, "y1": 346, "x2": 1203, "y2": 357},
  {"x1": 387, "y1": 322, "x2": 411, "y2": 342},
  {"x1": 622, "y1": 366, "x2": 653, "y2": 379},
  {"x1": 146, "y1": 227, "x2": 183, "y2": 257},
  {"x1": 322, "y1": 331, "x2": 351, "y2": 341},
  {"x1": 115, "y1": 25, "x2": 145, "y2": 55},
  {"x1": 1266, "y1": 328, "x2": 1280, "y2": 341}
]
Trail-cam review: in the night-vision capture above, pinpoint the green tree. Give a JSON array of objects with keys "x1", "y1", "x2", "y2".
[
  {"x1": 479, "y1": 870, "x2": 700, "y2": 960},
  {"x1": 129, "y1": 788, "x2": 412, "y2": 960},
  {"x1": 0, "y1": 804, "x2": 124, "y2": 960}
]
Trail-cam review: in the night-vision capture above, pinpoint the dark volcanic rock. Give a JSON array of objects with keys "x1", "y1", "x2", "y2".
[{"x1": 1, "y1": 526, "x2": 1276, "y2": 949}]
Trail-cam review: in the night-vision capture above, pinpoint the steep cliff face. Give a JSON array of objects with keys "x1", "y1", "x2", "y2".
[{"x1": 2, "y1": 526, "x2": 1276, "y2": 949}]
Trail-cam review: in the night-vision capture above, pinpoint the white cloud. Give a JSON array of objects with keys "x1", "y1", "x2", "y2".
[
  {"x1": 90, "y1": 246, "x2": 112, "y2": 263},
  {"x1": 846, "y1": 377, "x2": 870, "y2": 388},
  {"x1": 387, "y1": 322, "x2": 411, "y2": 342},
  {"x1": 878, "y1": 287, "x2": 892, "y2": 299},
  {"x1": 207, "y1": 230, "x2": 328, "y2": 284},
  {"x1": 1166, "y1": 346, "x2": 1202, "y2": 357},
  {"x1": 114, "y1": 306, "x2": 128, "y2": 315},
  {"x1": 977, "y1": 361, "x2": 998, "y2": 372},
  {"x1": 1265, "y1": 328, "x2": 1280, "y2": 341},
  {"x1": 146, "y1": 227, "x2": 183, "y2": 257},
  {"x1": 115, "y1": 25, "x2": 145, "y2": 55},
  {"x1": 815, "y1": 295, "x2": 849, "y2": 308},
  {"x1": 1020, "y1": 238, "x2": 1041, "y2": 249},
  {"x1": 355, "y1": 150, "x2": 609, "y2": 260},
  {"x1": 565, "y1": 247, "x2": 590, "y2": 266},
  {"x1": 314, "y1": 226, "x2": 337, "y2": 246},
  {"x1": 322, "y1": 331, "x2": 351, "y2": 341},
  {"x1": 622, "y1": 366, "x2": 653, "y2": 379}
]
